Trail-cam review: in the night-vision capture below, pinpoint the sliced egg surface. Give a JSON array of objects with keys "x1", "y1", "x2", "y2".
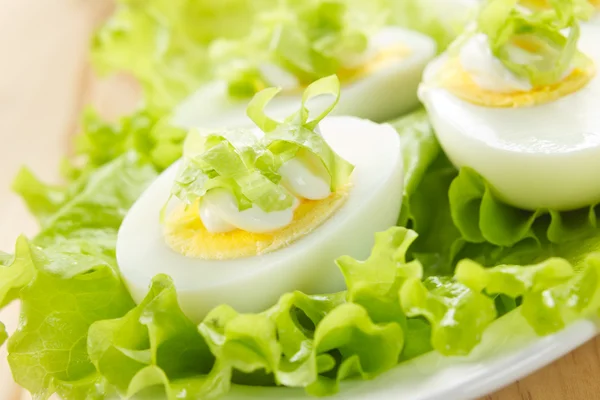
[
  {"x1": 173, "y1": 27, "x2": 436, "y2": 129},
  {"x1": 117, "y1": 117, "x2": 404, "y2": 323},
  {"x1": 419, "y1": 24, "x2": 600, "y2": 211}
]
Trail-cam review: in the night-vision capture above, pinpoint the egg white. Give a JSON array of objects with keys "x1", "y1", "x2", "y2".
[
  {"x1": 117, "y1": 117, "x2": 404, "y2": 323},
  {"x1": 172, "y1": 27, "x2": 436, "y2": 129},
  {"x1": 419, "y1": 24, "x2": 600, "y2": 211}
]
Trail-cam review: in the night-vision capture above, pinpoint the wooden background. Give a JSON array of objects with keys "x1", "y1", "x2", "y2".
[{"x1": 0, "y1": 1, "x2": 599, "y2": 399}]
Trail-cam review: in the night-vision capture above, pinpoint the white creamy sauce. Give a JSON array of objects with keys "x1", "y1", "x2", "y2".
[
  {"x1": 199, "y1": 189, "x2": 296, "y2": 234},
  {"x1": 197, "y1": 140, "x2": 332, "y2": 234},
  {"x1": 459, "y1": 33, "x2": 533, "y2": 93},
  {"x1": 278, "y1": 149, "x2": 332, "y2": 200}
]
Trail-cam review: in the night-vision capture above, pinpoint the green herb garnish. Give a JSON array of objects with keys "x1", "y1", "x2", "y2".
[
  {"x1": 477, "y1": 0, "x2": 595, "y2": 86},
  {"x1": 171, "y1": 75, "x2": 353, "y2": 212}
]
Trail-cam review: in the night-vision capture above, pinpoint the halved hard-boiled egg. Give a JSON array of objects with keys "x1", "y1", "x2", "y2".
[
  {"x1": 117, "y1": 77, "x2": 404, "y2": 322},
  {"x1": 419, "y1": 1, "x2": 600, "y2": 211},
  {"x1": 173, "y1": 27, "x2": 436, "y2": 129}
]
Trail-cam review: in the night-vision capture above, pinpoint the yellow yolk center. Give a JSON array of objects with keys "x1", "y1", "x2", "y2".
[
  {"x1": 337, "y1": 45, "x2": 412, "y2": 83},
  {"x1": 163, "y1": 185, "x2": 351, "y2": 260},
  {"x1": 437, "y1": 54, "x2": 596, "y2": 108},
  {"x1": 278, "y1": 45, "x2": 411, "y2": 94}
]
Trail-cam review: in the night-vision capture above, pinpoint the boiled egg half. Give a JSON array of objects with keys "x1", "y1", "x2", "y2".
[
  {"x1": 117, "y1": 117, "x2": 403, "y2": 323},
  {"x1": 419, "y1": 22, "x2": 600, "y2": 211},
  {"x1": 173, "y1": 27, "x2": 436, "y2": 129}
]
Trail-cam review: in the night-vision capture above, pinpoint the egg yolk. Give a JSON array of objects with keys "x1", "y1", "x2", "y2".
[
  {"x1": 163, "y1": 185, "x2": 351, "y2": 260},
  {"x1": 280, "y1": 45, "x2": 411, "y2": 94},
  {"x1": 437, "y1": 52, "x2": 596, "y2": 108},
  {"x1": 337, "y1": 45, "x2": 412, "y2": 83}
]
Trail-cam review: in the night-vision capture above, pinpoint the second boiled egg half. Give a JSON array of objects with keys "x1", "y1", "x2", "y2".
[
  {"x1": 419, "y1": 18, "x2": 600, "y2": 211},
  {"x1": 173, "y1": 27, "x2": 436, "y2": 129}
]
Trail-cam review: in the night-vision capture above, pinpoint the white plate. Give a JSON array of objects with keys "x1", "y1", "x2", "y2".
[{"x1": 226, "y1": 311, "x2": 599, "y2": 399}]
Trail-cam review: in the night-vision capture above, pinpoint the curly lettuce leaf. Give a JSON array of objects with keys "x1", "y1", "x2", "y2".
[
  {"x1": 336, "y1": 227, "x2": 433, "y2": 360},
  {"x1": 457, "y1": 254, "x2": 600, "y2": 335},
  {"x1": 338, "y1": 228, "x2": 420, "y2": 299},
  {"x1": 398, "y1": 251, "x2": 600, "y2": 355},
  {"x1": 198, "y1": 291, "x2": 345, "y2": 397},
  {"x1": 74, "y1": 108, "x2": 186, "y2": 175},
  {"x1": 88, "y1": 274, "x2": 213, "y2": 399},
  {"x1": 306, "y1": 303, "x2": 404, "y2": 396},
  {"x1": 0, "y1": 238, "x2": 35, "y2": 308},
  {"x1": 3, "y1": 155, "x2": 158, "y2": 398},
  {"x1": 33, "y1": 154, "x2": 156, "y2": 246},
  {"x1": 405, "y1": 154, "x2": 462, "y2": 275},
  {"x1": 186, "y1": 228, "x2": 433, "y2": 398},
  {"x1": 91, "y1": 248, "x2": 407, "y2": 400},
  {"x1": 11, "y1": 169, "x2": 69, "y2": 226},
  {"x1": 190, "y1": 228, "x2": 416, "y2": 398},
  {"x1": 191, "y1": 225, "x2": 600, "y2": 395},
  {"x1": 264, "y1": 291, "x2": 345, "y2": 387},
  {"x1": 400, "y1": 276, "x2": 497, "y2": 356},
  {"x1": 7, "y1": 240, "x2": 134, "y2": 398},
  {"x1": 14, "y1": 110, "x2": 169, "y2": 227},
  {"x1": 392, "y1": 109, "x2": 441, "y2": 201},
  {"x1": 199, "y1": 306, "x2": 282, "y2": 396},
  {"x1": 91, "y1": 0, "x2": 261, "y2": 111},
  {"x1": 449, "y1": 167, "x2": 598, "y2": 248},
  {"x1": 199, "y1": 288, "x2": 403, "y2": 397},
  {"x1": 390, "y1": 110, "x2": 462, "y2": 276}
]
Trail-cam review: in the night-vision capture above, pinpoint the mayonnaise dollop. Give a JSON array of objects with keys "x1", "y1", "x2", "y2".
[
  {"x1": 199, "y1": 190, "x2": 297, "y2": 233},
  {"x1": 198, "y1": 150, "x2": 331, "y2": 234},
  {"x1": 278, "y1": 149, "x2": 331, "y2": 200},
  {"x1": 459, "y1": 33, "x2": 533, "y2": 93}
]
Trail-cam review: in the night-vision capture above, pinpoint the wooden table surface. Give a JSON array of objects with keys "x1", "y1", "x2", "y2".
[{"x1": 0, "y1": 1, "x2": 599, "y2": 399}]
